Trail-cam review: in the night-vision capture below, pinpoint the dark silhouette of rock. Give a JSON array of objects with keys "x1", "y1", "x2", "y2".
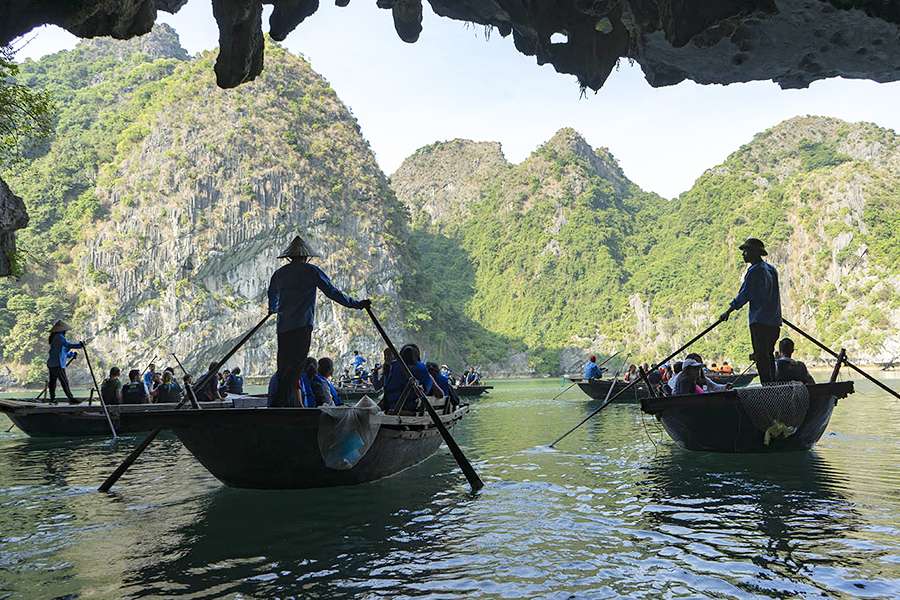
[
  {"x1": 1, "y1": 1, "x2": 899, "y2": 90},
  {"x1": 0, "y1": 176, "x2": 28, "y2": 276}
]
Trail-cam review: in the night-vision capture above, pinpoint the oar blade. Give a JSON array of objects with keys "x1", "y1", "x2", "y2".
[{"x1": 98, "y1": 427, "x2": 161, "y2": 492}]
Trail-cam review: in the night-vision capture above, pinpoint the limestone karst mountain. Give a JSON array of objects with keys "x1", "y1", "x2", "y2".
[
  {"x1": 0, "y1": 25, "x2": 412, "y2": 383},
  {"x1": 1, "y1": 27, "x2": 898, "y2": 385},
  {"x1": 394, "y1": 118, "x2": 900, "y2": 370}
]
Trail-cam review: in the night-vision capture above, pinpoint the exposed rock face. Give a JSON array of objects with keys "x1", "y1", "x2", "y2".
[
  {"x1": 1, "y1": 30, "x2": 413, "y2": 383},
  {"x1": 2, "y1": 1, "x2": 899, "y2": 90},
  {"x1": 0, "y1": 177, "x2": 28, "y2": 276}
]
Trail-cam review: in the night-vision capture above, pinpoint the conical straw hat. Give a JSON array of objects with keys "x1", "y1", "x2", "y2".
[
  {"x1": 278, "y1": 235, "x2": 319, "y2": 259},
  {"x1": 50, "y1": 320, "x2": 71, "y2": 334}
]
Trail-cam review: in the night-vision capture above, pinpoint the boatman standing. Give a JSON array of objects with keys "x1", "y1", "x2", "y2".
[
  {"x1": 268, "y1": 235, "x2": 370, "y2": 407},
  {"x1": 720, "y1": 238, "x2": 781, "y2": 383}
]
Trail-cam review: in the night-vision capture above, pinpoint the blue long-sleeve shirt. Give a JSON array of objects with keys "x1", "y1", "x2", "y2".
[
  {"x1": 583, "y1": 362, "x2": 605, "y2": 380},
  {"x1": 729, "y1": 261, "x2": 782, "y2": 327},
  {"x1": 268, "y1": 261, "x2": 364, "y2": 333},
  {"x1": 46, "y1": 333, "x2": 83, "y2": 368},
  {"x1": 383, "y1": 360, "x2": 432, "y2": 412}
]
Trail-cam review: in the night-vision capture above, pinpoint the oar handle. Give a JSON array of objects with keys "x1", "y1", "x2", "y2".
[
  {"x1": 365, "y1": 306, "x2": 484, "y2": 492},
  {"x1": 783, "y1": 318, "x2": 900, "y2": 402}
]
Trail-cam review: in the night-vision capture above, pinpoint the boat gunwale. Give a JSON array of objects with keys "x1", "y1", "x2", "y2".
[
  {"x1": 640, "y1": 380, "x2": 855, "y2": 415},
  {"x1": 120, "y1": 404, "x2": 470, "y2": 431}
]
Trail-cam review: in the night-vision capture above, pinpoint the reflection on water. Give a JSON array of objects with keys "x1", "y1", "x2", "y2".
[{"x1": 1, "y1": 376, "x2": 899, "y2": 598}]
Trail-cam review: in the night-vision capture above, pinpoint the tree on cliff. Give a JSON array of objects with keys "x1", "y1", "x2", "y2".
[{"x1": 0, "y1": 45, "x2": 54, "y2": 170}]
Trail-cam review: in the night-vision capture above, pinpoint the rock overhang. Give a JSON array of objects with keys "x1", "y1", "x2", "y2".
[{"x1": 1, "y1": 0, "x2": 898, "y2": 90}]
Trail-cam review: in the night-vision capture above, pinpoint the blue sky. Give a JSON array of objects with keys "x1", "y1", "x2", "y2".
[{"x1": 16, "y1": 0, "x2": 900, "y2": 199}]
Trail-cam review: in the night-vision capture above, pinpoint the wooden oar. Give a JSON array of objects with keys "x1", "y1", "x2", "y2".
[
  {"x1": 549, "y1": 317, "x2": 725, "y2": 448},
  {"x1": 783, "y1": 318, "x2": 900, "y2": 402},
  {"x1": 365, "y1": 306, "x2": 483, "y2": 493},
  {"x1": 171, "y1": 353, "x2": 202, "y2": 409},
  {"x1": 550, "y1": 350, "x2": 622, "y2": 402},
  {"x1": 98, "y1": 313, "x2": 272, "y2": 493},
  {"x1": 600, "y1": 352, "x2": 631, "y2": 404},
  {"x1": 82, "y1": 345, "x2": 118, "y2": 439}
]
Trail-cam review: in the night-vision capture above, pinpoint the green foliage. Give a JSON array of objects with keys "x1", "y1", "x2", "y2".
[
  {"x1": 0, "y1": 46, "x2": 55, "y2": 169},
  {"x1": 797, "y1": 140, "x2": 850, "y2": 171}
]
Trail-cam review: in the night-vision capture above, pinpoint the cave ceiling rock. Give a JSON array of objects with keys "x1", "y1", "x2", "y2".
[{"x1": 1, "y1": 1, "x2": 899, "y2": 89}]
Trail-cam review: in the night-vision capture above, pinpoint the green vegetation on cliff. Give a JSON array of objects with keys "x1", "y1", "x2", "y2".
[
  {"x1": 3, "y1": 28, "x2": 898, "y2": 382},
  {"x1": 395, "y1": 118, "x2": 900, "y2": 370},
  {"x1": 0, "y1": 25, "x2": 412, "y2": 383}
]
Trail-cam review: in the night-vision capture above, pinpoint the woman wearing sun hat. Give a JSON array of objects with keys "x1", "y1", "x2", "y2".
[{"x1": 46, "y1": 320, "x2": 85, "y2": 404}]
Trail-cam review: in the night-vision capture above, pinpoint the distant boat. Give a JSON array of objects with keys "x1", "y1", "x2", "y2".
[
  {"x1": 641, "y1": 381, "x2": 854, "y2": 452},
  {"x1": 575, "y1": 371, "x2": 757, "y2": 403},
  {"x1": 455, "y1": 385, "x2": 493, "y2": 397},
  {"x1": 0, "y1": 397, "x2": 231, "y2": 438},
  {"x1": 119, "y1": 403, "x2": 470, "y2": 489}
]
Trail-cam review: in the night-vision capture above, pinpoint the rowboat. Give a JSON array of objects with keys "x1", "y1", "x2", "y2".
[
  {"x1": 576, "y1": 370, "x2": 756, "y2": 403},
  {"x1": 118, "y1": 403, "x2": 470, "y2": 489},
  {"x1": 0, "y1": 397, "x2": 232, "y2": 438},
  {"x1": 576, "y1": 379, "x2": 651, "y2": 403},
  {"x1": 640, "y1": 380, "x2": 854, "y2": 452},
  {"x1": 455, "y1": 385, "x2": 493, "y2": 397}
]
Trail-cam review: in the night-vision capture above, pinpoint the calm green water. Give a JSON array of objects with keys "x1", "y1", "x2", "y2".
[{"x1": 1, "y1": 375, "x2": 899, "y2": 598}]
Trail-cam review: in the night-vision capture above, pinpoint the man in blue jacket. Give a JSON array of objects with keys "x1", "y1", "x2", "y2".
[
  {"x1": 721, "y1": 238, "x2": 782, "y2": 383},
  {"x1": 582, "y1": 355, "x2": 606, "y2": 380},
  {"x1": 268, "y1": 235, "x2": 370, "y2": 407}
]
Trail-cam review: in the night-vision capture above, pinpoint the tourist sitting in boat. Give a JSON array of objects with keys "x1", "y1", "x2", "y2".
[
  {"x1": 463, "y1": 367, "x2": 481, "y2": 385},
  {"x1": 299, "y1": 357, "x2": 319, "y2": 408},
  {"x1": 710, "y1": 362, "x2": 718, "y2": 372},
  {"x1": 719, "y1": 361, "x2": 734, "y2": 374},
  {"x1": 46, "y1": 320, "x2": 84, "y2": 404},
  {"x1": 152, "y1": 371, "x2": 183, "y2": 403},
  {"x1": 312, "y1": 357, "x2": 342, "y2": 406},
  {"x1": 122, "y1": 369, "x2": 149, "y2": 404},
  {"x1": 623, "y1": 364, "x2": 638, "y2": 382},
  {"x1": 427, "y1": 361, "x2": 452, "y2": 398},
  {"x1": 372, "y1": 348, "x2": 395, "y2": 391},
  {"x1": 775, "y1": 337, "x2": 816, "y2": 384},
  {"x1": 383, "y1": 344, "x2": 442, "y2": 413},
  {"x1": 440, "y1": 364, "x2": 451, "y2": 379},
  {"x1": 668, "y1": 353, "x2": 728, "y2": 393},
  {"x1": 582, "y1": 355, "x2": 607, "y2": 380},
  {"x1": 674, "y1": 358, "x2": 706, "y2": 395},
  {"x1": 226, "y1": 367, "x2": 244, "y2": 394},
  {"x1": 197, "y1": 363, "x2": 226, "y2": 402},
  {"x1": 143, "y1": 363, "x2": 156, "y2": 395},
  {"x1": 100, "y1": 367, "x2": 122, "y2": 406},
  {"x1": 218, "y1": 369, "x2": 231, "y2": 395}
]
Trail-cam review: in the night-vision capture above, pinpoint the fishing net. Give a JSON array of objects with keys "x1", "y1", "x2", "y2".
[
  {"x1": 736, "y1": 382, "x2": 809, "y2": 445},
  {"x1": 317, "y1": 396, "x2": 382, "y2": 470}
]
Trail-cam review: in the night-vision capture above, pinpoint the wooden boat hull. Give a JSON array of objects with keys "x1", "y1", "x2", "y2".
[
  {"x1": 455, "y1": 385, "x2": 493, "y2": 397},
  {"x1": 119, "y1": 406, "x2": 469, "y2": 489},
  {"x1": 641, "y1": 381, "x2": 854, "y2": 453},
  {"x1": 0, "y1": 398, "x2": 231, "y2": 438},
  {"x1": 576, "y1": 379, "x2": 650, "y2": 403}
]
